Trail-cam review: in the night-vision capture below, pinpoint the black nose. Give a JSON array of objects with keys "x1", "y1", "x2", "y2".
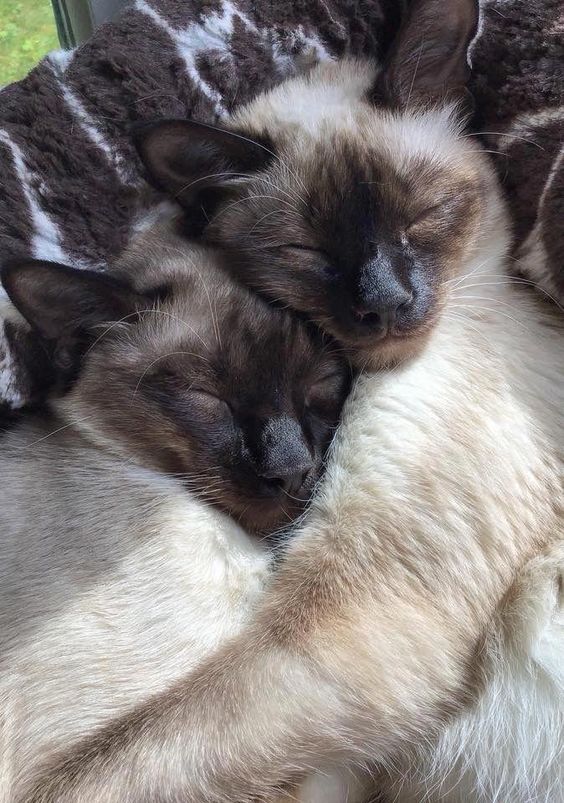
[
  {"x1": 352, "y1": 292, "x2": 413, "y2": 331},
  {"x1": 256, "y1": 416, "x2": 314, "y2": 496},
  {"x1": 353, "y1": 250, "x2": 413, "y2": 333},
  {"x1": 259, "y1": 466, "x2": 312, "y2": 495}
]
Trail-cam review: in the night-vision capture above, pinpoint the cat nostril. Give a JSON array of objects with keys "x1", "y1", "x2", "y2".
[
  {"x1": 353, "y1": 305, "x2": 389, "y2": 330},
  {"x1": 266, "y1": 469, "x2": 310, "y2": 496},
  {"x1": 352, "y1": 291, "x2": 414, "y2": 331},
  {"x1": 353, "y1": 308, "x2": 381, "y2": 326},
  {"x1": 258, "y1": 467, "x2": 311, "y2": 497}
]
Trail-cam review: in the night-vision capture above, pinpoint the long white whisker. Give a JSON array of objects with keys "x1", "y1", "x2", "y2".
[
  {"x1": 462, "y1": 131, "x2": 545, "y2": 151},
  {"x1": 216, "y1": 195, "x2": 300, "y2": 222},
  {"x1": 20, "y1": 416, "x2": 93, "y2": 450},
  {"x1": 451, "y1": 274, "x2": 564, "y2": 313},
  {"x1": 448, "y1": 303, "x2": 532, "y2": 333},
  {"x1": 175, "y1": 171, "x2": 249, "y2": 198}
]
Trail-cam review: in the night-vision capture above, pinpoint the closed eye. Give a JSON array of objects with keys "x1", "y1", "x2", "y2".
[
  {"x1": 305, "y1": 372, "x2": 346, "y2": 412},
  {"x1": 407, "y1": 203, "x2": 445, "y2": 230},
  {"x1": 280, "y1": 243, "x2": 329, "y2": 258},
  {"x1": 189, "y1": 389, "x2": 232, "y2": 415}
]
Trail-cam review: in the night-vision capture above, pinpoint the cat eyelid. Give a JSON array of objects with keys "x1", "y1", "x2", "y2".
[
  {"x1": 280, "y1": 243, "x2": 328, "y2": 257},
  {"x1": 407, "y1": 202, "x2": 445, "y2": 229},
  {"x1": 305, "y1": 372, "x2": 343, "y2": 406},
  {"x1": 189, "y1": 387, "x2": 226, "y2": 402},
  {"x1": 311, "y1": 371, "x2": 343, "y2": 386},
  {"x1": 188, "y1": 387, "x2": 232, "y2": 411}
]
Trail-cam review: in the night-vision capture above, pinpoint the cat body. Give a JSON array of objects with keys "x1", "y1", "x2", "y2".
[
  {"x1": 17, "y1": 1, "x2": 564, "y2": 799},
  {"x1": 385, "y1": 542, "x2": 564, "y2": 803},
  {"x1": 0, "y1": 229, "x2": 347, "y2": 800},
  {"x1": 29, "y1": 76, "x2": 564, "y2": 800},
  {"x1": 0, "y1": 422, "x2": 269, "y2": 800}
]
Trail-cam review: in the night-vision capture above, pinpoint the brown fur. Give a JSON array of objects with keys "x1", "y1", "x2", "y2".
[
  {"x1": 24, "y1": 3, "x2": 564, "y2": 801},
  {"x1": 3, "y1": 226, "x2": 349, "y2": 535},
  {"x1": 133, "y1": 0, "x2": 483, "y2": 372}
]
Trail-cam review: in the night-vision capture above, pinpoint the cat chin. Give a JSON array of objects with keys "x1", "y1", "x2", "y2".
[
  {"x1": 219, "y1": 494, "x2": 307, "y2": 536},
  {"x1": 340, "y1": 330, "x2": 432, "y2": 372}
]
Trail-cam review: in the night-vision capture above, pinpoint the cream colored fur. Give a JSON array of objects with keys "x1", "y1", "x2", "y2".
[
  {"x1": 383, "y1": 543, "x2": 564, "y2": 803},
  {"x1": 0, "y1": 441, "x2": 271, "y2": 800},
  {"x1": 0, "y1": 244, "x2": 272, "y2": 800},
  {"x1": 27, "y1": 59, "x2": 563, "y2": 803}
]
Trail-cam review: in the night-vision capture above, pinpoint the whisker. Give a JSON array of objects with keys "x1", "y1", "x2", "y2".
[
  {"x1": 132, "y1": 351, "x2": 210, "y2": 397},
  {"x1": 247, "y1": 209, "x2": 300, "y2": 236},
  {"x1": 405, "y1": 37, "x2": 425, "y2": 109},
  {"x1": 448, "y1": 303, "x2": 532, "y2": 334},
  {"x1": 444, "y1": 255, "x2": 500, "y2": 289},
  {"x1": 19, "y1": 416, "x2": 93, "y2": 450},
  {"x1": 452, "y1": 273, "x2": 564, "y2": 313},
  {"x1": 451, "y1": 293, "x2": 530, "y2": 317},
  {"x1": 174, "y1": 171, "x2": 249, "y2": 198},
  {"x1": 215, "y1": 195, "x2": 300, "y2": 222},
  {"x1": 87, "y1": 308, "x2": 212, "y2": 354},
  {"x1": 462, "y1": 131, "x2": 545, "y2": 151}
]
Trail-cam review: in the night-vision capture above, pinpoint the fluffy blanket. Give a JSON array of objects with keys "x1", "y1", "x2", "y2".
[{"x1": 0, "y1": 0, "x2": 562, "y2": 410}]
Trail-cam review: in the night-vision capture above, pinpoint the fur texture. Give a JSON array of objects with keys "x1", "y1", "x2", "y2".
[
  {"x1": 27, "y1": 54, "x2": 564, "y2": 803},
  {"x1": 1, "y1": 0, "x2": 562, "y2": 411},
  {"x1": 0, "y1": 228, "x2": 349, "y2": 800},
  {"x1": 0, "y1": 426, "x2": 270, "y2": 801},
  {"x1": 383, "y1": 543, "x2": 564, "y2": 803}
]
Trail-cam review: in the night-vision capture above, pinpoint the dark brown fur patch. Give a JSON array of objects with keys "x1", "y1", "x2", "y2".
[
  {"x1": 206, "y1": 130, "x2": 483, "y2": 363},
  {"x1": 61, "y1": 263, "x2": 351, "y2": 535}
]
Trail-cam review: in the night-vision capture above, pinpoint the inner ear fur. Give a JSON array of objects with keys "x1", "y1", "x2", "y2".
[
  {"x1": 132, "y1": 119, "x2": 275, "y2": 219},
  {"x1": 1, "y1": 260, "x2": 154, "y2": 391},
  {"x1": 2, "y1": 259, "x2": 153, "y2": 389},
  {"x1": 376, "y1": 0, "x2": 479, "y2": 108},
  {"x1": 2, "y1": 259, "x2": 150, "y2": 343}
]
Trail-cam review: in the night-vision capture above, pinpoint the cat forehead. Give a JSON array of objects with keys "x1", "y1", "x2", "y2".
[
  {"x1": 233, "y1": 59, "x2": 377, "y2": 135},
  {"x1": 234, "y1": 59, "x2": 471, "y2": 175},
  {"x1": 123, "y1": 282, "x2": 319, "y2": 375}
]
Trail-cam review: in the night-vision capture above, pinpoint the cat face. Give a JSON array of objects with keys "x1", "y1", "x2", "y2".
[
  {"x1": 208, "y1": 122, "x2": 484, "y2": 367},
  {"x1": 135, "y1": 0, "x2": 491, "y2": 367},
  {"x1": 2, "y1": 252, "x2": 349, "y2": 533}
]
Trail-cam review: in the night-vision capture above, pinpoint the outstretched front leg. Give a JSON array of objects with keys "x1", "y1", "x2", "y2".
[
  {"x1": 28, "y1": 364, "x2": 542, "y2": 803},
  {"x1": 28, "y1": 521, "x2": 479, "y2": 803}
]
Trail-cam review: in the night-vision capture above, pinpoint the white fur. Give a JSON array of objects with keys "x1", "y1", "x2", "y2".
[
  {"x1": 228, "y1": 60, "x2": 564, "y2": 802},
  {"x1": 387, "y1": 546, "x2": 564, "y2": 803},
  {"x1": 0, "y1": 449, "x2": 270, "y2": 799},
  {"x1": 2, "y1": 59, "x2": 563, "y2": 803}
]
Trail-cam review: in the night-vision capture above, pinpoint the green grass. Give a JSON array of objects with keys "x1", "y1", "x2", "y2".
[{"x1": 0, "y1": 0, "x2": 59, "y2": 86}]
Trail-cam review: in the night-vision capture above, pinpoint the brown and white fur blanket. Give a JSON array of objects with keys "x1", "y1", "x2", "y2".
[{"x1": 0, "y1": 0, "x2": 562, "y2": 410}]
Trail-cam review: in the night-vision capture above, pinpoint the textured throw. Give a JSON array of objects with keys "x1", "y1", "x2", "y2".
[{"x1": 0, "y1": 0, "x2": 562, "y2": 410}]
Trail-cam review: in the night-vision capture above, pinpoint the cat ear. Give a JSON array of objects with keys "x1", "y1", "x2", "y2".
[
  {"x1": 377, "y1": 0, "x2": 479, "y2": 108},
  {"x1": 133, "y1": 119, "x2": 274, "y2": 211},
  {"x1": 1, "y1": 260, "x2": 148, "y2": 342}
]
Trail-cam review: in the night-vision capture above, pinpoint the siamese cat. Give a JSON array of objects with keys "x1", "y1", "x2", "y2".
[
  {"x1": 0, "y1": 223, "x2": 349, "y2": 801},
  {"x1": 27, "y1": 1, "x2": 564, "y2": 802}
]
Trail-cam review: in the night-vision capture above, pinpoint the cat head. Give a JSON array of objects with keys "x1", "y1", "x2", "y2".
[
  {"x1": 134, "y1": 0, "x2": 503, "y2": 367},
  {"x1": 2, "y1": 244, "x2": 349, "y2": 534}
]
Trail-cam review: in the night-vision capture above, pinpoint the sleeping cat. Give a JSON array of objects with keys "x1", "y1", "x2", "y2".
[
  {"x1": 28, "y1": 1, "x2": 564, "y2": 802},
  {"x1": 134, "y1": 0, "x2": 482, "y2": 374},
  {"x1": 0, "y1": 222, "x2": 348, "y2": 800}
]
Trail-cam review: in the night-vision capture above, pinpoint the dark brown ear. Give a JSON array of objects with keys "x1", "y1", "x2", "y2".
[
  {"x1": 132, "y1": 119, "x2": 274, "y2": 213},
  {"x1": 1, "y1": 260, "x2": 148, "y2": 342},
  {"x1": 377, "y1": 0, "x2": 479, "y2": 108}
]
